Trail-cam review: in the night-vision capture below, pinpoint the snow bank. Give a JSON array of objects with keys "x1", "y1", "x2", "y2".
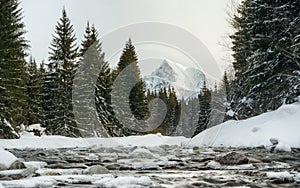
[
  {"x1": 0, "y1": 150, "x2": 18, "y2": 169},
  {"x1": 0, "y1": 134, "x2": 188, "y2": 150},
  {"x1": 188, "y1": 102, "x2": 300, "y2": 148}
]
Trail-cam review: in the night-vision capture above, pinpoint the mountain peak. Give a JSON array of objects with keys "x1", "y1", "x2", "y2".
[
  {"x1": 144, "y1": 59, "x2": 206, "y2": 99},
  {"x1": 151, "y1": 59, "x2": 176, "y2": 81}
]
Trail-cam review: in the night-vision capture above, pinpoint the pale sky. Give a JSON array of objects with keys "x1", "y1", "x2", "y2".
[{"x1": 20, "y1": 0, "x2": 235, "y2": 79}]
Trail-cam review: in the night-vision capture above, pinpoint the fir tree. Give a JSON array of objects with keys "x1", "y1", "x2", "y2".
[
  {"x1": 229, "y1": 0, "x2": 300, "y2": 119},
  {"x1": 74, "y1": 22, "x2": 116, "y2": 137},
  {"x1": 25, "y1": 57, "x2": 43, "y2": 125},
  {"x1": 193, "y1": 81, "x2": 211, "y2": 137},
  {"x1": 0, "y1": 0, "x2": 29, "y2": 137},
  {"x1": 166, "y1": 87, "x2": 180, "y2": 135},
  {"x1": 45, "y1": 8, "x2": 79, "y2": 136},
  {"x1": 112, "y1": 39, "x2": 149, "y2": 134}
]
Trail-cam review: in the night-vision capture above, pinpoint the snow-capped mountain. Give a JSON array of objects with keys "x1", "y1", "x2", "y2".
[{"x1": 143, "y1": 59, "x2": 206, "y2": 99}]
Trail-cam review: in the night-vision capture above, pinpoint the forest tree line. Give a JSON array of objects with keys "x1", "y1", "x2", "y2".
[{"x1": 0, "y1": 0, "x2": 299, "y2": 139}]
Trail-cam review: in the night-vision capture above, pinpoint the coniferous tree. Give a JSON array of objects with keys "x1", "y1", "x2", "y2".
[
  {"x1": 45, "y1": 8, "x2": 79, "y2": 136},
  {"x1": 25, "y1": 57, "x2": 43, "y2": 125},
  {"x1": 229, "y1": 0, "x2": 300, "y2": 119},
  {"x1": 193, "y1": 81, "x2": 211, "y2": 137},
  {"x1": 0, "y1": 0, "x2": 29, "y2": 138},
  {"x1": 112, "y1": 39, "x2": 149, "y2": 134},
  {"x1": 166, "y1": 87, "x2": 180, "y2": 135},
  {"x1": 74, "y1": 22, "x2": 117, "y2": 137}
]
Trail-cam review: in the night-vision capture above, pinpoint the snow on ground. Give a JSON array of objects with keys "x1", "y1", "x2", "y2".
[
  {"x1": 207, "y1": 161, "x2": 254, "y2": 170},
  {"x1": 188, "y1": 102, "x2": 300, "y2": 148},
  {"x1": 94, "y1": 176, "x2": 152, "y2": 188},
  {"x1": 0, "y1": 150, "x2": 17, "y2": 169},
  {"x1": 266, "y1": 171, "x2": 294, "y2": 181},
  {"x1": 0, "y1": 174, "x2": 153, "y2": 188},
  {"x1": 0, "y1": 174, "x2": 113, "y2": 188},
  {"x1": 0, "y1": 133, "x2": 188, "y2": 150},
  {"x1": 295, "y1": 173, "x2": 300, "y2": 183}
]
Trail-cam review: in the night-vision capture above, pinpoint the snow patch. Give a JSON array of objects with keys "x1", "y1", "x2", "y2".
[
  {"x1": 207, "y1": 161, "x2": 254, "y2": 170},
  {"x1": 274, "y1": 142, "x2": 291, "y2": 152},
  {"x1": 0, "y1": 150, "x2": 18, "y2": 169},
  {"x1": 188, "y1": 102, "x2": 300, "y2": 148},
  {"x1": 95, "y1": 176, "x2": 152, "y2": 188},
  {"x1": 0, "y1": 134, "x2": 188, "y2": 150},
  {"x1": 129, "y1": 148, "x2": 159, "y2": 159},
  {"x1": 266, "y1": 171, "x2": 294, "y2": 181}
]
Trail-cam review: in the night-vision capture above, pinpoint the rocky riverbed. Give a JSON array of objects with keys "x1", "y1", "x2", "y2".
[{"x1": 0, "y1": 145, "x2": 300, "y2": 187}]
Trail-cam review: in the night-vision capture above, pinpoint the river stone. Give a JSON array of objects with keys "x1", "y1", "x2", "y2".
[
  {"x1": 0, "y1": 163, "x2": 7, "y2": 171},
  {"x1": 21, "y1": 167, "x2": 37, "y2": 178},
  {"x1": 9, "y1": 160, "x2": 26, "y2": 170},
  {"x1": 84, "y1": 165, "x2": 109, "y2": 174},
  {"x1": 105, "y1": 163, "x2": 120, "y2": 170},
  {"x1": 215, "y1": 152, "x2": 249, "y2": 165},
  {"x1": 270, "y1": 138, "x2": 279, "y2": 145}
]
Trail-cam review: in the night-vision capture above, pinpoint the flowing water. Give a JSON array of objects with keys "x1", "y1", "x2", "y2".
[{"x1": 1, "y1": 146, "x2": 300, "y2": 187}]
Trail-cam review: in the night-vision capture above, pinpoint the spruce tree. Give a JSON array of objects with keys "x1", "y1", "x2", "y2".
[
  {"x1": 74, "y1": 22, "x2": 117, "y2": 137},
  {"x1": 166, "y1": 87, "x2": 180, "y2": 135},
  {"x1": 193, "y1": 81, "x2": 211, "y2": 137},
  {"x1": 0, "y1": 0, "x2": 29, "y2": 138},
  {"x1": 229, "y1": 0, "x2": 300, "y2": 119},
  {"x1": 46, "y1": 8, "x2": 79, "y2": 136},
  {"x1": 25, "y1": 57, "x2": 43, "y2": 125},
  {"x1": 112, "y1": 39, "x2": 149, "y2": 134}
]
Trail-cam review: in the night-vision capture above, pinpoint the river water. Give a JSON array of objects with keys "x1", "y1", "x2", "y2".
[{"x1": 2, "y1": 145, "x2": 300, "y2": 187}]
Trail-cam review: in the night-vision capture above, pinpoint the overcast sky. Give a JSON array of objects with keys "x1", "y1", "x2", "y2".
[{"x1": 20, "y1": 0, "x2": 235, "y2": 78}]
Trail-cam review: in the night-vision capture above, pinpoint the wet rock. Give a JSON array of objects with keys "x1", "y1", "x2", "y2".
[
  {"x1": 215, "y1": 152, "x2": 249, "y2": 165},
  {"x1": 105, "y1": 163, "x2": 120, "y2": 170},
  {"x1": 8, "y1": 173, "x2": 24, "y2": 180},
  {"x1": 9, "y1": 160, "x2": 26, "y2": 170},
  {"x1": 129, "y1": 148, "x2": 158, "y2": 159},
  {"x1": 46, "y1": 163, "x2": 69, "y2": 169},
  {"x1": 43, "y1": 158, "x2": 67, "y2": 165},
  {"x1": 85, "y1": 153, "x2": 99, "y2": 161},
  {"x1": 0, "y1": 164, "x2": 7, "y2": 171},
  {"x1": 21, "y1": 167, "x2": 37, "y2": 178},
  {"x1": 65, "y1": 156, "x2": 85, "y2": 163},
  {"x1": 43, "y1": 171, "x2": 61, "y2": 176},
  {"x1": 119, "y1": 165, "x2": 135, "y2": 170},
  {"x1": 84, "y1": 165, "x2": 109, "y2": 174},
  {"x1": 270, "y1": 138, "x2": 279, "y2": 145},
  {"x1": 267, "y1": 171, "x2": 294, "y2": 184}
]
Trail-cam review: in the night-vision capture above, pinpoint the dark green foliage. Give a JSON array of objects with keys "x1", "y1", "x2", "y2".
[
  {"x1": 112, "y1": 39, "x2": 149, "y2": 135},
  {"x1": 24, "y1": 57, "x2": 46, "y2": 126},
  {"x1": 43, "y1": 8, "x2": 79, "y2": 137},
  {"x1": 193, "y1": 81, "x2": 211, "y2": 137},
  {"x1": 173, "y1": 97, "x2": 198, "y2": 138},
  {"x1": 74, "y1": 22, "x2": 118, "y2": 137},
  {"x1": 0, "y1": 0, "x2": 29, "y2": 138},
  {"x1": 229, "y1": 0, "x2": 300, "y2": 119},
  {"x1": 147, "y1": 87, "x2": 180, "y2": 136}
]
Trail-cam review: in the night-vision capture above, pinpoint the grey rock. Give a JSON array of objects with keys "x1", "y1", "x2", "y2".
[
  {"x1": 270, "y1": 138, "x2": 279, "y2": 145},
  {"x1": 84, "y1": 165, "x2": 109, "y2": 174},
  {"x1": 21, "y1": 167, "x2": 37, "y2": 178},
  {"x1": 0, "y1": 163, "x2": 7, "y2": 171},
  {"x1": 9, "y1": 160, "x2": 26, "y2": 170},
  {"x1": 105, "y1": 163, "x2": 120, "y2": 170},
  {"x1": 215, "y1": 152, "x2": 249, "y2": 165}
]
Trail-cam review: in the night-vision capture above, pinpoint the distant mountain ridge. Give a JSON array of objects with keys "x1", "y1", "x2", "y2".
[{"x1": 143, "y1": 59, "x2": 206, "y2": 99}]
